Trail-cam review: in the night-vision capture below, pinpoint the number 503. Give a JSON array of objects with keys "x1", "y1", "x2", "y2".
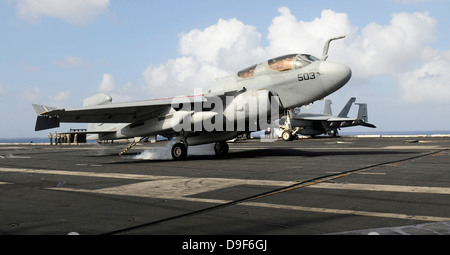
[{"x1": 298, "y1": 72, "x2": 316, "y2": 81}]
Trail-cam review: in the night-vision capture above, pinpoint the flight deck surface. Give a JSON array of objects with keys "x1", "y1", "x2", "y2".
[{"x1": 1, "y1": 136, "x2": 450, "y2": 235}]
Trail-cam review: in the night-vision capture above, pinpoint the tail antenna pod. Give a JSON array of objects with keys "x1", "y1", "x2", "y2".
[{"x1": 321, "y1": 35, "x2": 345, "y2": 61}]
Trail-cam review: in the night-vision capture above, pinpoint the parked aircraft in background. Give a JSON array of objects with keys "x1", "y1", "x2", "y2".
[
  {"x1": 33, "y1": 36, "x2": 351, "y2": 160},
  {"x1": 279, "y1": 97, "x2": 376, "y2": 140}
]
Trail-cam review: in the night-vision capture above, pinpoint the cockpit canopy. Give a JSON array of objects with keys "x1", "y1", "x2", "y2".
[{"x1": 237, "y1": 54, "x2": 319, "y2": 79}]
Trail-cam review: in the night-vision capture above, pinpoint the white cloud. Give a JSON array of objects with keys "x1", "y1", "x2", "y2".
[
  {"x1": 346, "y1": 11, "x2": 438, "y2": 78},
  {"x1": 266, "y1": 8, "x2": 357, "y2": 57},
  {"x1": 16, "y1": 0, "x2": 110, "y2": 25},
  {"x1": 98, "y1": 73, "x2": 115, "y2": 92},
  {"x1": 397, "y1": 51, "x2": 450, "y2": 104},
  {"x1": 179, "y1": 18, "x2": 264, "y2": 68},
  {"x1": 143, "y1": 18, "x2": 263, "y2": 98}
]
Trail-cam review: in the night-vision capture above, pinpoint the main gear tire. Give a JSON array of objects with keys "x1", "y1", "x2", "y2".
[
  {"x1": 214, "y1": 141, "x2": 229, "y2": 156},
  {"x1": 171, "y1": 143, "x2": 187, "y2": 160}
]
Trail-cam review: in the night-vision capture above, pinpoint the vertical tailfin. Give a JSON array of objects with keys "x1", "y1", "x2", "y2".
[
  {"x1": 338, "y1": 97, "x2": 356, "y2": 117},
  {"x1": 323, "y1": 99, "x2": 332, "y2": 115},
  {"x1": 356, "y1": 103, "x2": 369, "y2": 122}
]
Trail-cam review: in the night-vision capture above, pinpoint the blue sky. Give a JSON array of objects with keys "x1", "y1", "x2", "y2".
[{"x1": 1, "y1": 0, "x2": 450, "y2": 138}]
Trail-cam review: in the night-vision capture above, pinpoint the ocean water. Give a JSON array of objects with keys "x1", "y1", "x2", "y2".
[
  {"x1": 1, "y1": 130, "x2": 450, "y2": 144},
  {"x1": 0, "y1": 137, "x2": 50, "y2": 143}
]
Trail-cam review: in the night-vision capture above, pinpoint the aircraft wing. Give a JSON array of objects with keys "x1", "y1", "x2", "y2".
[
  {"x1": 293, "y1": 116, "x2": 330, "y2": 121},
  {"x1": 292, "y1": 115, "x2": 354, "y2": 122},
  {"x1": 33, "y1": 95, "x2": 206, "y2": 131},
  {"x1": 291, "y1": 113, "x2": 330, "y2": 121},
  {"x1": 326, "y1": 117, "x2": 356, "y2": 122}
]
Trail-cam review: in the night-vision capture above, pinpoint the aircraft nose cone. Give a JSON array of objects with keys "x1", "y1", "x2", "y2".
[{"x1": 319, "y1": 61, "x2": 352, "y2": 93}]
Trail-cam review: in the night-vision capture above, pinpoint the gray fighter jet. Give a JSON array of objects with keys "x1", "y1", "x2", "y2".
[
  {"x1": 32, "y1": 36, "x2": 351, "y2": 160},
  {"x1": 279, "y1": 97, "x2": 376, "y2": 140}
]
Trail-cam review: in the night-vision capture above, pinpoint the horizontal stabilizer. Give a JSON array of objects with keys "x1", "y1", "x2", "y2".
[
  {"x1": 360, "y1": 121, "x2": 376, "y2": 128},
  {"x1": 35, "y1": 116, "x2": 60, "y2": 131},
  {"x1": 362, "y1": 122, "x2": 377, "y2": 128}
]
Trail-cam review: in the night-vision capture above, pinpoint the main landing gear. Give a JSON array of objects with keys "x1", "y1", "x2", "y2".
[
  {"x1": 171, "y1": 143, "x2": 188, "y2": 160},
  {"x1": 213, "y1": 141, "x2": 229, "y2": 156},
  {"x1": 170, "y1": 141, "x2": 229, "y2": 160},
  {"x1": 120, "y1": 136, "x2": 230, "y2": 160}
]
